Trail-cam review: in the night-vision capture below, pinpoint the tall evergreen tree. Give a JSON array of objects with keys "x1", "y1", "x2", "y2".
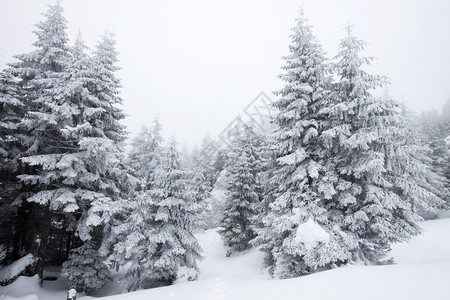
[
  {"x1": 322, "y1": 25, "x2": 439, "y2": 264},
  {"x1": 219, "y1": 125, "x2": 262, "y2": 256},
  {"x1": 0, "y1": 1, "x2": 131, "y2": 291},
  {"x1": 9, "y1": 2, "x2": 71, "y2": 284},
  {"x1": 257, "y1": 10, "x2": 354, "y2": 278},
  {"x1": 5, "y1": 3, "x2": 129, "y2": 287},
  {"x1": 127, "y1": 118, "x2": 164, "y2": 187},
  {"x1": 107, "y1": 121, "x2": 165, "y2": 291},
  {"x1": 60, "y1": 32, "x2": 131, "y2": 293}
]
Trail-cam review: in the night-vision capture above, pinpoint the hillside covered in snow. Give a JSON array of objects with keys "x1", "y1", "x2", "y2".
[{"x1": 2, "y1": 216, "x2": 450, "y2": 300}]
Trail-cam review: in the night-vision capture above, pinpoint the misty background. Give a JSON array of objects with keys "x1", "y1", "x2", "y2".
[{"x1": 1, "y1": 0, "x2": 449, "y2": 148}]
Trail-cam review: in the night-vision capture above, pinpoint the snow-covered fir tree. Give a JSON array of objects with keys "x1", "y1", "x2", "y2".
[
  {"x1": 104, "y1": 119, "x2": 165, "y2": 291},
  {"x1": 6, "y1": 3, "x2": 128, "y2": 287},
  {"x1": 127, "y1": 118, "x2": 164, "y2": 188},
  {"x1": 321, "y1": 25, "x2": 439, "y2": 264},
  {"x1": 108, "y1": 190, "x2": 157, "y2": 291},
  {"x1": 251, "y1": 133, "x2": 276, "y2": 235},
  {"x1": 198, "y1": 132, "x2": 221, "y2": 188},
  {"x1": 60, "y1": 32, "x2": 131, "y2": 293},
  {"x1": 392, "y1": 102, "x2": 448, "y2": 217},
  {"x1": 418, "y1": 101, "x2": 450, "y2": 198},
  {"x1": 219, "y1": 125, "x2": 262, "y2": 256},
  {"x1": 9, "y1": 2, "x2": 71, "y2": 284},
  {"x1": 111, "y1": 139, "x2": 202, "y2": 291},
  {"x1": 90, "y1": 31, "x2": 127, "y2": 142},
  {"x1": 188, "y1": 154, "x2": 214, "y2": 206},
  {"x1": 187, "y1": 135, "x2": 217, "y2": 228},
  {"x1": 256, "y1": 10, "x2": 355, "y2": 278}
]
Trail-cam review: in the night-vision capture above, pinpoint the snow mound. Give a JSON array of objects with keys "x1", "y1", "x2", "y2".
[
  {"x1": 0, "y1": 254, "x2": 34, "y2": 285},
  {"x1": 294, "y1": 218, "x2": 330, "y2": 249}
]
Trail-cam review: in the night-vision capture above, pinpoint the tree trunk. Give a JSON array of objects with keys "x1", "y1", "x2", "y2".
[
  {"x1": 35, "y1": 204, "x2": 52, "y2": 286},
  {"x1": 13, "y1": 196, "x2": 29, "y2": 261},
  {"x1": 66, "y1": 230, "x2": 73, "y2": 260},
  {"x1": 58, "y1": 217, "x2": 67, "y2": 263}
]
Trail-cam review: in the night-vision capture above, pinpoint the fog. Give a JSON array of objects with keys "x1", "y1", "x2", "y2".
[{"x1": 1, "y1": 0, "x2": 449, "y2": 148}]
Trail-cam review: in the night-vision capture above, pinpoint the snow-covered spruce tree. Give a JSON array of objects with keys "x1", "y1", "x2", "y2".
[
  {"x1": 321, "y1": 25, "x2": 436, "y2": 264},
  {"x1": 9, "y1": 5, "x2": 128, "y2": 287},
  {"x1": 256, "y1": 10, "x2": 356, "y2": 278},
  {"x1": 9, "y1": 2, "x2": 71, "y2": 284},
  {"x1": 111, "y1": 139, "x2": 202, "y2": 291},
  {"x1": 418, "y1": 102, "x2": 450, "y2": 201},
  {"x1": 102, "y1": 120, "x2": 165, "y2": 290},
  {"x1": 392, "y1": 103, "x2": 448, "y2": 217},
  {"x1": 186, "y1": 160, "x2": 213, "y2": 229},
  {"x1": 251, "y1": 133, "x2": 276, "y2": 233},
  {"x1": 198, "y1": 132, "x2": 221, "y2": 188},
  {"x1": 127, "y1": 117, "x2": 164, "y2": 188},
  {"x1": 60, "y1": 32, "x2": 132, "y2": 293},
  {"x1": 219, "y1": 125, "x2": 262, "y2": 256},
  {"x1": 187, "y1": 135, "x2": 218, "y2": 228},
  {"x1": 189, "y1": 153, "x2": 214, "y2": 204},
  {"x1": 106, "y1": 122, "x2": 165, "y2": 291}
]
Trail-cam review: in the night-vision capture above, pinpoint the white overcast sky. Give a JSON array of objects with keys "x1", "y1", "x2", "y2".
[{"x1": 1, "y1": 0, "x2": 449, "y2": 148}]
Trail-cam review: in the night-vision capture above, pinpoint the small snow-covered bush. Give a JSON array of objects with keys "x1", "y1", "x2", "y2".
[{"x1": 62, "y1": 243, "x2": 111, "y2": 294}]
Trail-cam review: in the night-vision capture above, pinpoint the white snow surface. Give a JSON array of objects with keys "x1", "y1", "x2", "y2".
[
  {"x1": 0, "y1": 295, "x2": 39, "y2": 300},
  {"x1": 1, "y1": 217, "x2": 450, "y2": 300},
  {"x1": 0, "y1": 254, "x2": 34, "y2": 283},
  {"x1": 294, "y1": 218, "x2": 330, "y2": 250}
]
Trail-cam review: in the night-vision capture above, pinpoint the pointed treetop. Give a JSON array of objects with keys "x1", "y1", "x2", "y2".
[
  {"x1": 344, "y1": 21, "x2": 354, "y2": 35},
  {"x1": 290, "y1": 6, "x2": 314, "y2": 41},
  {"x1": 168, "y1": 137, "x2": 179, "y2": 153},
  {"x1": 33, "y1": 1, "x2": 68, "y2": 51},
  {"x1": 151, "y1": 116, "x2": 163, "y2": 146},
  {"x1": 71, "y1": 32, "x2": 89, "y2": 59},
  {"x1": 95, "y1": 30, "x2": 120, "y2": 71}
]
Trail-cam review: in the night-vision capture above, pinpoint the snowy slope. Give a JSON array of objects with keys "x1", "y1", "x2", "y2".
[{"x1": 2, "y1": 218, "x2": 450, "y2": 300}]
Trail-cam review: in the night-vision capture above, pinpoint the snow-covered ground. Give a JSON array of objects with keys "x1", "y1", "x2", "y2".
[{"x1": 2, "y1": 217, "x2": 450, "y2": 300}]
